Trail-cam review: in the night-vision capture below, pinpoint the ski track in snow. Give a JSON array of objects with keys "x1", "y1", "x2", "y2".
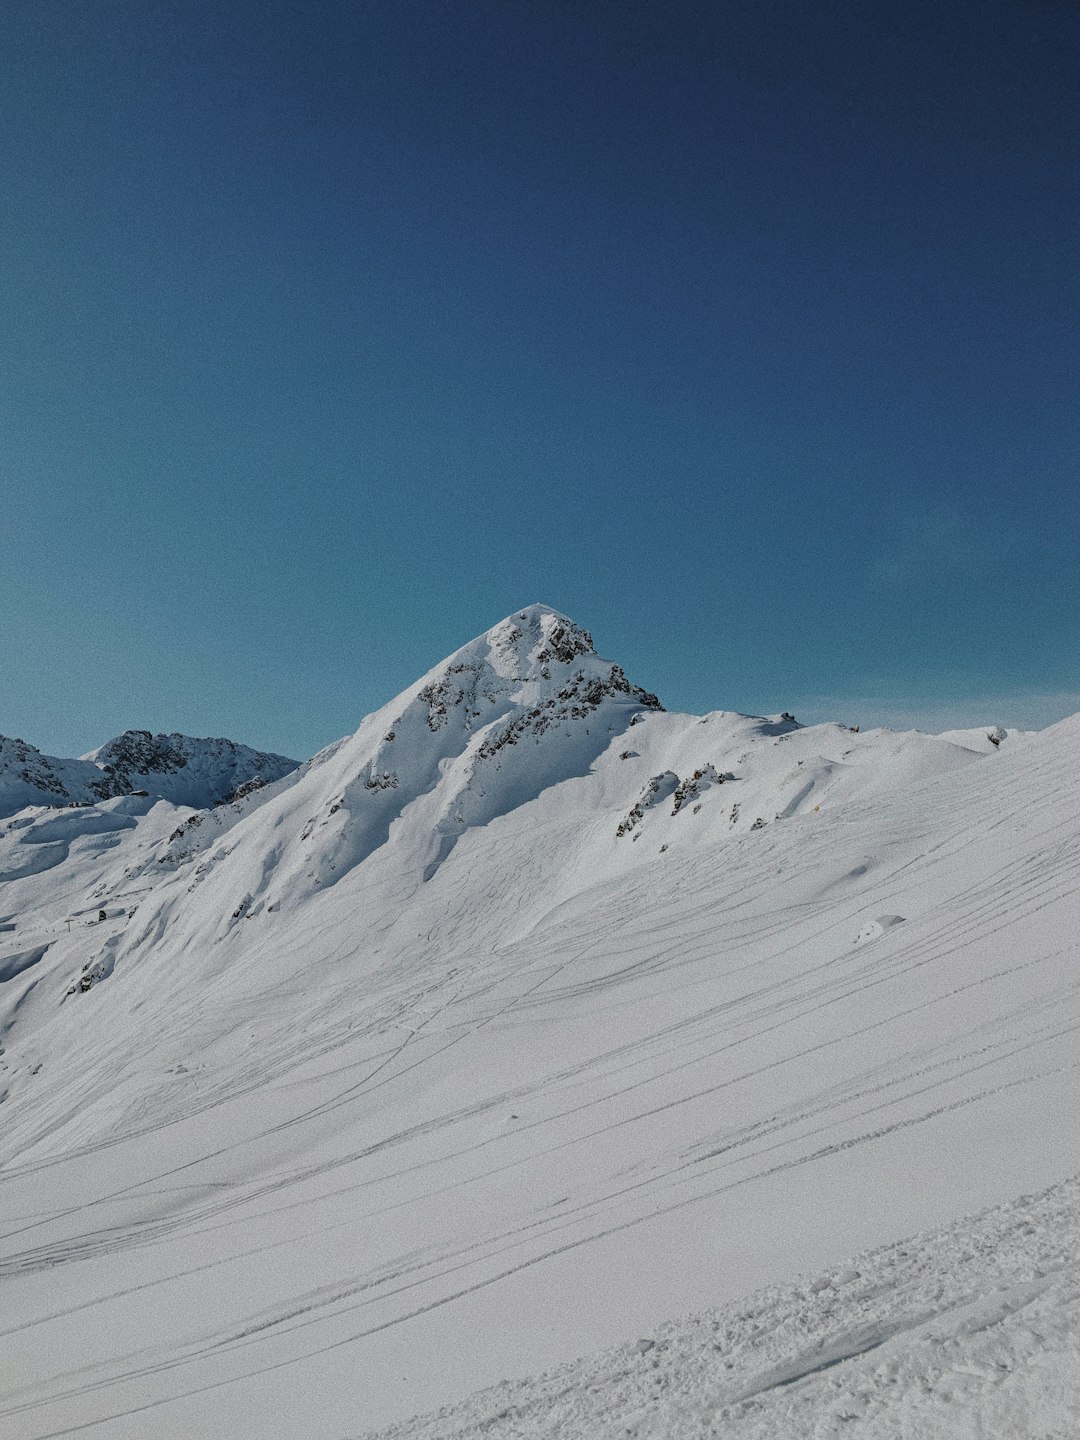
[
  {"x1": 362, "y1": 1172, "x2": 1080, "y2": 1440},
  {"x1": 0, "y1": 608, "x2": 1077, "y2": 1438}
]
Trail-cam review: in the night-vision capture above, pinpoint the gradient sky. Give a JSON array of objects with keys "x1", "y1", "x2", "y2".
[{"x1": 2, "y1": 0, "x2": 1077, "y2": 760}]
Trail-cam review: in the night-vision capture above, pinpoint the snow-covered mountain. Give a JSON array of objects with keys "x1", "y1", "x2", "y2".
[
  {"x1": 1, "y1": 604, "x2": 1075, "y2": 1440},
  {"x1": 0, "y1": 730, "x2": 299, "y2": 817}
]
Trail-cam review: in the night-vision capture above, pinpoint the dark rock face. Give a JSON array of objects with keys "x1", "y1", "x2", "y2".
[
  {"x1": 617, "y1": 772, "x2": 679, "y2": 837},
  {"x1": 2, "y1": 740, "x2": 72, "y2": 799},
  {"x1": 225, "y1": 776, "x2": 267, "y2": 804},
  {"x1": 86, "y1": 732, "x2": 299, "y2": 808},
  {"x1": 82, "y1": 732, "x2": 190, "y2": 801},
  {"x1": 91, "y1": 731, "x2": 190, "y2": 794},
  {"x1": 537, "y1": 621, "x2": 594, "y2": 666},
  {"x1": 478, "y1": 665, "x2": 662, "y2": 760},
  {"x1": 419, "y1": 666, "x2": 479, "y2": 733}
]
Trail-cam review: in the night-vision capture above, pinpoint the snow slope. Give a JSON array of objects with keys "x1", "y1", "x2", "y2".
[
  {"x1": 1, "y1": 605, "x2": 1077, "y2": 1440},
  {"x1": 367, "y1": 1172, "x2": 1080, "y2": 1440}
]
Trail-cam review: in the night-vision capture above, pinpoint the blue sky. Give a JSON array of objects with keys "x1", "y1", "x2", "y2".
[{"x1": 2, "y1": 0, "x2": 1077, "y2": 759}]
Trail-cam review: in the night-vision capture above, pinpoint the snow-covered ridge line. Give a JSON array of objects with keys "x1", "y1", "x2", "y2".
[{"x1": 0, "y1": 729, "x2": 299, "y2": 818}]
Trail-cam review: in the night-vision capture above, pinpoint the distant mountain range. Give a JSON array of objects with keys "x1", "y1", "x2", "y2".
[{"x1": 0, "y1": 730, "x2": 298, "y2": 817}]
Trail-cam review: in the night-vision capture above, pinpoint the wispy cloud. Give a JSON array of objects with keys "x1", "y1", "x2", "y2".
[
  {"x1": 872, "y1": 507, "x2": 1012, "y2": 587},
  {"x1": 789, "y1": 690, "x2": 1080, "y2": 735}
]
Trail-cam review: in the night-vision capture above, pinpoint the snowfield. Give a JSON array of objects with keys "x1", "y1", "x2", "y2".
[{"x1": 1, "y1": 606, "x2": 1077, "y2": 1439}]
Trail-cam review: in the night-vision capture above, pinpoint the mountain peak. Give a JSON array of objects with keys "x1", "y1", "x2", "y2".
[
  {"x1": 476, "y1": 605, "x2": 596, "y2": 680},
  {"x1": 495, "y1": 602, "x2": 592, "y2": 647},
  {"x1": 412, "y1": 605, "x2": 655, "y2": 728},
  {"x1": 168, "y1": 608, "x2": 664, "y2": 903}
]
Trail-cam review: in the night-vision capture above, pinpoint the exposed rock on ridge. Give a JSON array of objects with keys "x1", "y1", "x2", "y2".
[{"x1": 0, "y1": 731, "x2": 299, "y2": 818}]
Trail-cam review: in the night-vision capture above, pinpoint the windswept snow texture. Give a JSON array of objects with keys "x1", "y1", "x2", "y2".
[
  {"x1": 0, "y1": 731, "x2": 298, "y2": 818},
  {"x1": 0, "y1": 604, "x2": 1078, "y2": 1440},
  {"x1": 366, "y1": 1174, "x2": 1080, "y2": 1440}
]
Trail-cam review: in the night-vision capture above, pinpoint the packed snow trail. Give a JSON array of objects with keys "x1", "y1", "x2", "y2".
[{"x1": 0, "y1": 607, "x2": 1076, "y2": 1438}]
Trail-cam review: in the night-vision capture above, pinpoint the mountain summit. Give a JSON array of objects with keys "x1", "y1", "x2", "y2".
[{"x1": 140, "y1": 604, "x2": 667, "y2": 922}]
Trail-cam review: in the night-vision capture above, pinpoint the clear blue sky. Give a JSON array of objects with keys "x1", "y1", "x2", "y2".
[{"x1": 2, "y1": 0, "x2": 1077, "y2": 759}]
